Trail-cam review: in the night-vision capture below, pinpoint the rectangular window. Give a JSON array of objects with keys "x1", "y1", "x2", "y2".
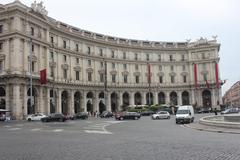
[
  {"x1": 112, "y1": 63, "x2": 115, "y2": 69},
  {"x1": 135, "y1": 53, "x2": 138, "y2": 60},
  {"x1": 202, "y1": 53, "x2": 205, "y2": 59},
  {"x1": 63, "y1": 69, "x2": 67, "y2": 79},
  {"x1": 88, "y1": 60, "x2": 91, "y2": 66},
  {"x1": 159, "y1": 65, "x2": 162, "y2": 71},
  {"x1": 123, "y1": 75, "x2": 128, "y2": 83},
  {"x1": 76, "y1": 44, "x2": 79, "y2": 52},
  {"x1": 111, "y1": 50, "x2": 114, "y2": 58},
  {"x1": 203, "y1": 74, "x2": 207, "y2": 81},
  {"x1": 0, "y1": 43, "x2": 2, "y2": 51},
  {"x1": 123, "y1": 52, "x2": 126, "y2": 59},
  {"x1": 158, "y1": 55, "x2": 161, "y2": 61},
  {"x1": 101, "y1": 62, "x2": 104, "y2": 68},
  {"x1": 159, "y1": 76, "x2": 163, "y2": 83},
  {"x1": 76, "y1": 71, "x2": 80, "y2": 80},
  {"x1": 76, "y1": 58, "x2": 79, "y2": 64},
  {"x1": 123, "y1": 64, "x2": 127, "y2": 70},
  {"x1": 51, "y1": 36, "x2": 54, "y2": 43},
  {"x1": 170, "y1": 55, "x2": 173, "y2": 61},
  {"x1": 146, "y1": 54, "x2": 149, "y2": 61},
  {"x1": 87, "y1": 47, "x2": 91, "y2": 54},
  {"x1": 135, "y1": 64, "x2": 139, "y2": 70},
  {"x1": 181, "y1": 55, "x2": 185, "y2": 61},
  {"x1": 31, "y1": 27, "x2": 34, "y2": 36},
  {"x1": 171, "y1": 76, "x2": 175, "y2": 83},
  {"x1": 50, "y1": 52, "x2": 54, "y2": 61},
  {"x1": 50, "y1": 67, "x2": 54, "y2": 77},
  {"x1": 112, "y1": 74, "x2": 116, "y2": 83},
  {"x1": 100, "y1": 73, "x2": 104, "y2": 82},
  {"x1": 31, "y1": 44, "x2": 34, "y2": 52},
  {"x1": 171, "y1": 65, "x2": 174, "y2": 71},
  {"x1": 99, "y1": 49, "x2": 103, "y2": 56},
  {"x1": 63, "y1": 40, "x2": 66, "y2": 49},
  {"x1": 63, "y1": 55, "x2": 67, "y2": 62},
  {"x1": 183, "y1": 75, "x2": 187, "y2": 83},
  {"x1": 0, "y1": 61, "x2": 3, "y2": 71},
  {"x1": 88, "y1": 72, "x2": 92, "y2": 81},
  {"x1": 0, "y1": 25, "x2": 2, "y2": 33},
  {"x1": 136, "y1": 75, "x2": 139, "y2": 83}
]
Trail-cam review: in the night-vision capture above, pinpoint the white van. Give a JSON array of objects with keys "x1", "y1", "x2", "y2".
[{"x1": 175, "y1": 105, "x2": 194, "y2": 124}]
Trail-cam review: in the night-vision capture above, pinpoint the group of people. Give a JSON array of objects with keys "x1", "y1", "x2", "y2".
[
  {"x1": 0, "y1": 112, "x2": 10, "y2": 121},
  {"x1": 88, "y1": 111, "x2": 100, "y2": 118}
]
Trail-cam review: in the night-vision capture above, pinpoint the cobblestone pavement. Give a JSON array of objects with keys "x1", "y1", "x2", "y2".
[{"x1": 0, "y1": 114, "x2": 239, "y2": 160}]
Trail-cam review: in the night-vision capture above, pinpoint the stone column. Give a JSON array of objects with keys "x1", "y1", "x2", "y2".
[
  {"x1": 191, "y1": 89, "x2": 195, "y2": 105},
  {"x1": 93, "y1": 92, "x2": 99, "y2": 112},
  {"x1": 178, "y1": 91, "x2": 182, "y2": 106},
  {"x1": 69, "y1": 90, "x2": 74, "y2": 115},
  {"x1": 5, "y1": 85, "x2": 10, "y2": 112},
  {"x1": 12, "y1": 85, "x2": 22, "y2": 119},
  {"x1": 107, "y1": 92, "x2": 111, "y2": 111},
  {"x1": 166, "y1": 91, "x2": 170, "y2": 105},
  {"x1": 130, "y1": 92, "x2": 134, "y2": 105},
  {"x1": 81, "y1": 91, "x2": 87, "y2": 112},
  {"x1": 46, "y1": 88, "x2": 50, "y2": 115},
  {"x1": 23, "y1": 85, "x2": 28, "y2": 118},
  {"x1": 154, "y1": 92, "x2": 158, "y2": 105},
  {"x1": 142, "y1": 92, "x2": 146, "y2": 105},
  {"x1": 118, "y1": 92, "x2": 123, "y2": 111},
  {"x1": 212, "y1": 89, "x2": 216, "y2": 108},
  {"x1": 57, "y1": 89, "x2": 62, "y2": 113},
  {"x1": 38, "y1": 87, "x2": 43, "y2": 113}
]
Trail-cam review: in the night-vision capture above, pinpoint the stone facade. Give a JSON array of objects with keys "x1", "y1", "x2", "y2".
[
  {"x1": 223, "y1": 81, "x2": 240, "y2": 106},
  {"x1": 0, "y1": 1, "x2": 222, "y2": 119}
]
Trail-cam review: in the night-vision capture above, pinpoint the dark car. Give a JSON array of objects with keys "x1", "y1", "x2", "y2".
[
  {"x1": 41, "y1": 113, "x2": 67, "y2": 122},
  {"x1": 198, "y1": 107, "x2": 211, "y2": 114},
  {"x1": 100, "y1": 111, "x2": 114, "y2": 118},
  {"x1": 71, "y1": 112, "x2": 88, "y2": 120},
  {"x1": 140, "y1": 110, "x2": 155, "y2": 116},
  {"x1": 115, "y1": 112, "x2": 141, "y2": 120}
]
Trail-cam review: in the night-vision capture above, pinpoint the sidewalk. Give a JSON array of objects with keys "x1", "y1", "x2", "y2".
[{"x1": 184, "y1": 122, "x2": 240, "y2": 134}]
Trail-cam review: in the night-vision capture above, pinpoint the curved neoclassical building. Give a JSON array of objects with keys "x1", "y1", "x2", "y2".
[{"x1": 0, "y1": 1, "x2": 222, "y2": 119}]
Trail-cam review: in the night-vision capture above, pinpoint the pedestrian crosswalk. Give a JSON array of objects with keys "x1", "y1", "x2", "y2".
[{"x1": 0, "y1": 120, "x2": 124, "y2": 134}]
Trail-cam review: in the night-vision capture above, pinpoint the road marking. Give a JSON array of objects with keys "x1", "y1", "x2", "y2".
[
  {"x1": 30, "y1": 128, "x2": 41, "y2": 131},
  {"x1": 3, "y1": 125, "x2": 12, "y2": 128},
  {"x1": 15, "y1": 124, "x2": 24, "y2": 127},
  {"x1": 52, "y1": 129, "x2": 63, "y2": 132},
  {"x1": 8, "y1": 128, "x2": 21, "y2": 131},
  {"x1": 84, "y1": 130, "x2": 112, "y2": 134}
]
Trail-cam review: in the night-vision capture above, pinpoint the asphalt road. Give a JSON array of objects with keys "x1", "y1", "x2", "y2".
[{"x1": 0, "y1": 114, "x2": 239, "y2": 160}]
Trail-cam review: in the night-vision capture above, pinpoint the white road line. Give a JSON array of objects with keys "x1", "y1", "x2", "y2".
[
  {"x1": 15, "y1": 124, "x2": 24, "y2": 127},
  {"x1": 8, "y1": 128, "x2": 21, "y2": 131},
  {"x1": 3, "y1": 125, "x2": 12, "y2": 128},
  {"x1": 30, "y1": 128, "x2": 41, "y2": 131},
  {"x1": 52, "y1": 129, "x2": 63, "y2": 132},
  {"x1": 83, "y1": 126, "x2": 102, "y2": 129},
  {"x1": 84, "y1": 130, "x2": 112, "y2": 134}
]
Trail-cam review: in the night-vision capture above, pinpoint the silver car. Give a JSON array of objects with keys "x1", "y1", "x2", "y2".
[{"x1": 152, "y1": 111, "x2": 170, "y2": 120}]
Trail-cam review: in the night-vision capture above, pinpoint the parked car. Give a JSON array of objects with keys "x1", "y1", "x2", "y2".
[
  {"x1": 100, "y1": 111, "x2": 114, "y2": 118},
  {"x1": 140, "y1": 110, "x2": 155, "y2": 116},
  {"x1": 115, "y1": 112, "x2": 141, "y2": 120},
  {"x1": 27, "y1": 113, "x2": 47, "y2": 121},
  {"x1": 197, "y1": 107, "x2": 211, "y2": 114},
  {"x1": 221, "y1": 108, "x2": 239, "y2": 114},
  {"x1": 41, "y1": 113, "x2": 67, "y2": 122},
  {"x1": 152, "y1": 111, "x2": 170, "y2": 120},
  {"x1": 71, "y1": 112, "x2": 88, "y2": 120}
]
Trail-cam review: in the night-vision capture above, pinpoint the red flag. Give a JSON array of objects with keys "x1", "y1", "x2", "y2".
[
  {"x1": 40, "y1": 69, "x2": 47, "y2": 84},
  {"x1": 194, "y1": 64, "x2": 198, "y2": 89},
  {"x1": 147, "y1": 63, "x2": 151, "y2": 83},
  {"x1": 215, "y1": 63, "x2": 219, "y2": 88},
  {"x1": 205, "y1": 80, "x2": 210, "y2": 89}
]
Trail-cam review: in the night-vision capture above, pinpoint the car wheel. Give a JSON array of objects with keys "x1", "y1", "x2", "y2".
[
  {"x1": 134, "y1": 116, "x2": 138, "y2": 120},
  {"x1": 156, "y1": 116, "x2": 159, "y2": 120},
  {"x1": 28, "y1": 118, "x2": 31, "y2": 121},
  {"x1": 167, "y1": 116, "x2": 170, "y2": 119},
  {"x1": 120, "y1": 117, "x2": 123, "y2": 120},
  {"x1": 59, "y1": 118, "x2": 64, "y2": 122}
]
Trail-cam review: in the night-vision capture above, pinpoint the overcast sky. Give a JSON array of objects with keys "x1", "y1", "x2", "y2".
[{"x1": 2, "y1": 0, "x2": 240, "y2": 94}]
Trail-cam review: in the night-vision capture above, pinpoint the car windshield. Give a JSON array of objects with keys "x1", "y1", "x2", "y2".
[{"x1": 177, "y1": 110, "x2": 189, "y2": 114}]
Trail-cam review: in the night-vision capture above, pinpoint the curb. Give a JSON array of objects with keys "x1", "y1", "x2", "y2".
[{"x1": 183, "y1": 124, "x2": 240, "y2": 135}]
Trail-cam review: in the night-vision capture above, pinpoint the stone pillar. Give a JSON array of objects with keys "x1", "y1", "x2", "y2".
[
  {"x1": 142, "y1": 92, "x2": 146, "y2": 105},
  {"x1": 57, "y1": 89, "x2": 62, "y2": 113},
  {"x1": 12, "y1": 85, "x2": 22, "y2": 119},
  {"x1": 69, "y1": 90, "x2": 74, "y2": 115},
  {"x1": 191, "y1": 89, "x2": 195, "y2": 105},
  {"x1": 46, "y1": 88, "x2": 50, "y2": 115},
  {"x1": 130, "y1": 92, "x2": 134, "y2": 105},
  {"x1": 166, "y1": 91, "x2": 170, "y2": 105},
  {"x1": 154, "y1": 92, "x2": 158, "y2": 105},
  {"x1": 23, "y1": 85, "x2": 28, "y2": 118},
  {"x1": 177, "y1": 91, "x2": 182, "y2": 105},
  {"x1": 107, "y1": 92, "x2": 111, "y2": 111},
  {"x1": 81, "y1": 91, "x2": 87, "y2": 112},
  {"x1": 5, "y1": 85, "x2": 10, "y2": 112},
  {"x1": 212, "y1": 89, "x2": 216, "y2": 108},
  {"x1": 38, "y1": 87, "x2": 43, "y2": 113},
  {"x1": 118, "y1": 92, "x2": 123, "y2": 111},
  {"x1": 93, "y1": 92, "x2": 99, "y2": 112}
]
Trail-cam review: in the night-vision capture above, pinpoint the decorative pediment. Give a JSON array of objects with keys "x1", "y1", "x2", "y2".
[
  {"x1": 98, "y1": 69, "x2": 105, "y2": 74},
  {"x1": 157, "y1": 72, "x2": 164, "y2": 76},
  {"x1": 0, "y1": 54, "x2": 6, "y2": 61},
  {"x1": 74, "y1": 66, "x2": 81, "y2": 71},
  {"x1": 181, "y1": 72, "x2": 188, "y2": 76},
  {"x1": 122, "y1": 71, "x2": 129, "y2": 75},
  {"x1": 169, "y1": 72, "x2": 176, "y2": 76},
  {"x1": 133, "y1": 72, "x2": 140, "y2": 76},
  {"x1": 28, "y1": 55, "x2": 37, "y2": 62},
  {"x1": 86, "y1": 68, "x2": 93, "y2": 73},
  {"x1": 61, "y1": 64, "x2": 69, "y2": 70},
  {"x1": 110, "y1": 70, "x2": 117, "y2": 75}
]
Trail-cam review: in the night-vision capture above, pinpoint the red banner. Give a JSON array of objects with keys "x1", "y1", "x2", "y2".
[
  {"x1": 147, "y1": 63, "x2": 151, "y2": 83},
  {"x1": 40, "y1": 69, "x2": 47, "y2": 84},
  {"x1": 215, "y1": 63, "x2": 219, "y2": 88},
  {"x1": 194, "y1": 64, "x2": 198, "y2": 89}
]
